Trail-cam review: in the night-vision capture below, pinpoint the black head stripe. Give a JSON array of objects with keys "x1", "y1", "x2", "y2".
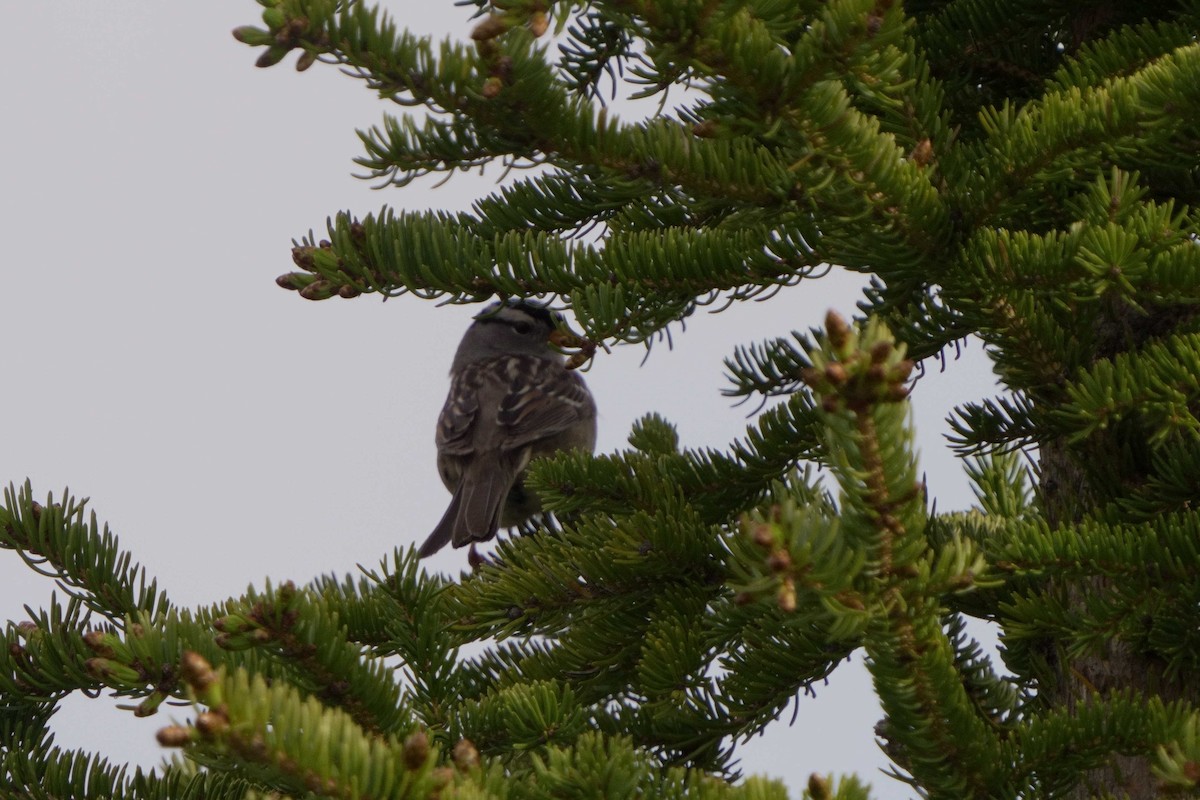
[{"x1": 474, "y1": 299, "x2": 561, "y2": 328}]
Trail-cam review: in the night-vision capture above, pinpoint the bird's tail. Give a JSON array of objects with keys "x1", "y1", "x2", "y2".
[{"x1": 416, "y1": 455, "x2": 512, "y2": 558}]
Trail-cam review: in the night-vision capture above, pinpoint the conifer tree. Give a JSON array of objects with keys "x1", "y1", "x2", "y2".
[{"x1": 4, "y1": 1, "x2": 1200, "y2": 798}]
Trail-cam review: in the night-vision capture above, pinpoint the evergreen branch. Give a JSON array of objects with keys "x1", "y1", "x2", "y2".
[
  {"x1": 859, "y1": 277, "x2": 975, "y2": 362},
  {"x1": 0, "y1": 696, "x2": 56, "y2": 787},
  {"x1": 799, "y1": 314, "x2": 923, "y2": 574},
  {"x1": 516, "y1": 731, "x2": 793, "y2": 800},
  {"x1": 160, "y1": 653, "x2": 435, "y2": 800},
  {"x1": 1050, "y1": 20, "x2": 1200, "y2": 96},
  {"x1": 1108, "y1": 439, "x2": 1200, "y2": 521},
  {"x1": 943, "y1": 613, "x2": 1027, "y2": 729},
  {"x1": 212, "y1": 580, "x2": 412, "y2": 737},
  {"x1": 964, "y1": 41, "x2": 1200, "y2": 224},
  {"x1": 916, "y1": 0, "x2": 1069, "y2": 121},
  {"x1": 358, "y1": 549, "x2": 467, "y2": 731},
  {"x1": 557, "y1": 11, "x2": 636, "y2": 100},
  {"x1": 307, "y1": 571, "x2": 403, "y2": 650},
  {"x1": 963, "y1": 450, "x2": 1035, "y2": 519},
  {"x1": 2, "y1": 593, "x2": 294, "y2": 718},
  {"x1": 953, "y1": 226, "x2": 1092, "y2": 391},
  {"x1": 994, "y1": 512, "x2": 1200, "y2": 585},
  {"x1": 447, "y1": 679, "x2": 594, "y2": 763},
  {"x1": 988, "y1": 511, "x2": 1200, "y2": 678},
  {"x1": 248, "y1": 2, "x2": 959, "y2": 324},
  {"x1": 531, "y1": 400, "x2": 830, "y2": 531},
  {"x1": 282, "y1": 208, "x2": 825, "y2": 346},
  {"x1": 0, "y1": 595, "x2": 101, "y2": 701},
  {"x1": 237, "y1": 0, "x2": 489, "y2": 111},
  {"x1": 1013, "y1": 691, "x2": 1198, "y2": 797},
  {"x1": 796, "y1": 313, "x2": 1005, "y2": 794},
  {"x1": 0, "y1": 482, "x2": 171, "y2": 624},
  {"x1": 867, "y1": 610, "x2": 1007, "y2": 796},
  {"x1": 2, "y1": 744, "x2": 256, "y2": 800},
  {"x1": 722, "y1": 330, "x2": 821, "y2": 399},
  {"x1": 946, "y1": 393, "x2": 1041, "y2": 455},
  {"x1": 1055, "y1": 332, "x2": 1200, "y2": 446},
  {"x1": 447, "y1": 491, "x2": 725, "y2": 639},
  {"x1": 1156, "y1": 712, "x2": 1200, "y2": 792},
  {"x1": 470, "y1": 168, "x2": 674, "y2": 237}
]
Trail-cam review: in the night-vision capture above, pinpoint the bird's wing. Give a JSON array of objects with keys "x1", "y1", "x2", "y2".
[
  {"x1": 435, "y1": 365, "x2": 484, "y2": 456},
  {"x1": 494, "y1": 358, "x2": 594, "y2": 448},
  {"x1": 437, "y1": 355, "x2": 593, "y2": 455}
]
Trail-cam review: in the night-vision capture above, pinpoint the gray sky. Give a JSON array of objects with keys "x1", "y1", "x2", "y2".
[{"x1": 1, "y1": 4, "x2": 1000, "y2": 797}]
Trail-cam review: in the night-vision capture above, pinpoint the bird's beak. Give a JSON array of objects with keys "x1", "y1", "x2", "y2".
[
  {"x1": 548, "y1": 328, "x2": 584, "y2": 348},
  {"x1": 549, "y1": 326, "x2": 597, "y2": 370}
]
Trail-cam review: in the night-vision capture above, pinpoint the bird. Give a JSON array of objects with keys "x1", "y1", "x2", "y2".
[{"x1": 417, "y1": 300, "x2": 597, "y2": 558}]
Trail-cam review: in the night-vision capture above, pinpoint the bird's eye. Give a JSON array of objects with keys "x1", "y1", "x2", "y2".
[{"x1": 512, "y1": 321, "x2": 532, "y2": 335}]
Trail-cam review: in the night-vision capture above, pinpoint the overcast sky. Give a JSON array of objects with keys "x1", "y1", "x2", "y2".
[{"x1": 1, "y1": 4, "x2": 1001, "y2": 797}]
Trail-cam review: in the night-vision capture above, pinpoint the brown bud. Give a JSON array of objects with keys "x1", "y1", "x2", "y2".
[
  {"x1": 869, "y1": 340, "x2": 892, "y2": 364},
  {"x1": 82, "y1": 630, "x2": 114, "y2": 656},
  {"x1": 403, "y1": 730, "x2": 430, "y2": 770},
  {"x1": 766, "y1": 549, "x2": 792, "y2": 573},
  {"x1": 529, "y1": 11, "x2": 549, "y2": 37},
  {"x1": 195, "y1": 710, "x2": 229, "y2": 737},
  {"x1": 836, "y1": 591, "x2": 865, "y2": 611},
  {"x1": 777, "y1": 578, "x2": 797, "y2": 612},
  {"x1": 299, "y1": 280, "x2": 335, "y2": 301},
  {"x1": 452, "y1": 738, "x2": 480, "y2": 770},
  {"x1": 909, "y1": 138, "x2": 934, "y2": 167},
  {"x1": 295, "y1": 50, "x2": 317, "y2": 72},
  {"x1": 156, "y1": 725, "x2": 193, "y2": 748},
  {"x1": 751, "y1": 522, "x2": 774, "y2": 549},
  {"x1": 474, "y1": 37, "x2": 498, "y2": 60},
  {"x1": 825, "y1": 310, "x2": 851, "y2": 349},
  {"x1": 481, "y1": 76, "x2": 503, "y2": 99},
  {"x1": 291, "y1": 246, "x2": 316, "y2": 268},
  {"x1": 808, "y1": 773, "x2": 832, "y2": 800},
  {"x1": 256, "y1": 45, "x2": 290, "y2": 69},
  {"x1": 471, "y1": 15, "x2": 508, "y2": 41},
  {"x1": 180, "y1": 651, "x2": 217, "y2": 692},
  {"x1": 692, "y1": 119, "x2": 719, "y2": 138},
  {"x1": 337, "y1": 285, "x2": 362, "y2": 299},
  {"x1": 823, "y1": 363, "x2": 848, "y2": 385}
]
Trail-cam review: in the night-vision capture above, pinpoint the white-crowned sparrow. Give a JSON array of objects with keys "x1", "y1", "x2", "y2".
[{"x1": 417, "y1": 300, "x2": 597, "y2": 558}]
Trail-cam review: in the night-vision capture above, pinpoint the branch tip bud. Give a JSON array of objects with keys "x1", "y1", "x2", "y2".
[
  {"x1": 156, "y1": 725, "x2": 193, "y2": 748},
  {"x1": 403, "y1": 730, "x2": 431, "y2": 769},
  {"x1": 452, "y1": 738, "x2": 480, "y2": 770}
]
